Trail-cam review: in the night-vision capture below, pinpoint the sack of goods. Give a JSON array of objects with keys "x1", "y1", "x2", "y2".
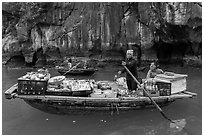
[
  {"x1": 70, "y1": 80, "x2": 92, "y2": 92},
  {"x1": 20, "y1": 69, "x2": 50, "y2": 81},
  {"x1": 97, "y1": 81, "x2": 112, "y2": 90},
  {"x1": 90, "y1": 92, "x2": 106, "y2": 98},
  {"x1": 90, "y1": 86, "x2": 117, "y2": 98},
  {"x1": 154, "y1": 72, "x2": 187, "y2": 94},
  {"x1": 103, "y1": 90, "x2": 117, "y2": 98},
  {"x1": 48, "y1": 76, "x2": 65, "y2": 85},
  {"x1": 115, "y1": 77, "x2": 127, "y2": 89}
]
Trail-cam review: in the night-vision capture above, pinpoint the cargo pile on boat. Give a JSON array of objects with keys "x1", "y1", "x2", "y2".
[
  {"x1": 17, "y1": 69, "x2": 50, "y2": 95},
  {"x1": 47, "y1": 77, "x2": 93, "y2": 96},
  {"x1": 140, "y1": 72, "x2": 187, "y2": 97},
  {"x1": 16, "y1": 68, "x2": 188, "y2": 99},
  {"x1": 90, "y1": 81, "x2": 120, "y2": 98},
  {"x1": 47, "y1": 77, "x2": 127, "y2": 97},
  {"x1": 19, "y1": 68, "x2": 50, "y2": 81}
]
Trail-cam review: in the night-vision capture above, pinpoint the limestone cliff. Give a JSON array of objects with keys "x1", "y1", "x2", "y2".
[{"x1": 2, "y1": 2, "x2": 202, "y2": 66}]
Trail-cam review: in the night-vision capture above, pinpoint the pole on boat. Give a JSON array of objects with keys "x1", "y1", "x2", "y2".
[
  {"x1": 63, "y1": 62, "x2": 81, "y2": 75},
  {"x1": 123, "y1": 65, "x2": 183, "y2": 127}
]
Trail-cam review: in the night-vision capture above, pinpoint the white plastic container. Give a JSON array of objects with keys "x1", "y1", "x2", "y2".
[{"x1": 154, "y1": 72, "x2": 187, "y2": 94}]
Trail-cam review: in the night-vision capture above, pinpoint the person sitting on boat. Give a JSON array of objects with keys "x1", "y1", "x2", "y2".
[
  {"x1": 117, "y1": 49, "x2": 139, "y2": 92},
  {"x1": 146, "y1": 62, "x2": 164, "y2": 79}
]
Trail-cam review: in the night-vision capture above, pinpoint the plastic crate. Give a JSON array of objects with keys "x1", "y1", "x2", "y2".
[
  {"x1": 143, "y1": 81, "x2": 171, "y2": 97},
  {"x1": 143, "y1": 90, "x2": 159, "y2": 97},
  {"x1": 155, "y1": 73, "x2": 187, "y2": 94},
  {"x1": 18, "y1": 78, "x2": 47, "y2": 95},
  {"x1": 98, "y1": 82, "x2": 112, "y2": 90},
  {"x1": 156, "y1": 82, "x2": 171, "y2": 96},
  {"x1": 72, "y1": 90, "x2": 93, "y2": 97}
]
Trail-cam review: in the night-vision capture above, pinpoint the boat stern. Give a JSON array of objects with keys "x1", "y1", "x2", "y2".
[{"x1": 4, "y1": 83, "x2": 18, "y2": 99}]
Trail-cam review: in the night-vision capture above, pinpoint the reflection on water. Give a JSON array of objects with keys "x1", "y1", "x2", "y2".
[
  {"x1": 2, "y1": 65, "x2": 202, "y2": 135},
  {"x1": 170, "y1": 119, "x2": 186, "y2": 132}
]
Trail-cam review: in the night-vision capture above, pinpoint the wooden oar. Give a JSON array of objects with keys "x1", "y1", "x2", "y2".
[
  {"x1": 123, "y1": 65, "x2": 185, "y2": 129},
  {"x1": 63, "y1": 62, "x2": 80, "y2": 75}
]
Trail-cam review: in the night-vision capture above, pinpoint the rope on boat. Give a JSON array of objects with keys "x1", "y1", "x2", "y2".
[
  {"x1": 111, "y1": 103, "x2": 114, "y2": 115},
  {"x1": 115, "y1": 104, "x2": 119, "y2": 115},
  {"x1": 110, "y1": 103, "x2": 119, "y2": 115}
]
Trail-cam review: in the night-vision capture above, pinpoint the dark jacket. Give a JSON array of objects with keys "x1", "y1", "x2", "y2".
[{"x1": 122, "y1": 58, "x2": 138, "y2": 80}]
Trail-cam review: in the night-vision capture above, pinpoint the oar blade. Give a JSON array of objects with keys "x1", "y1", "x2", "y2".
[{"x1": 170, "y1": 119, "x2": 186, "y2": 131}]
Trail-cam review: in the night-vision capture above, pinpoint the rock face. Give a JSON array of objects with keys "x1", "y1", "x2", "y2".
[
  {"x1": 2, "y1": 2, "x2": 202, "y2": 66},
  {"x1": 2, "y1": 34, "x2": 21, "y2": 55}
]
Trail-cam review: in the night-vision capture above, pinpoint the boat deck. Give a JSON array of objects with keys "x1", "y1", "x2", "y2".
[
  {"x1": 5, "y1": 83, "x2": 196, "y2": 102},
  {"x1": 4, "y1": 83, "x2": 197, "y2": 112},
  {"x1": 16, "y1": 91, "x2": 196, "y2": 101}
]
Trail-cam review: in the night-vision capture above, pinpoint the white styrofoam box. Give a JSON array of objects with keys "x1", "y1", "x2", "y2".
[{"x1": 154, "y1": 72, "x2": 187, "y2": 94}]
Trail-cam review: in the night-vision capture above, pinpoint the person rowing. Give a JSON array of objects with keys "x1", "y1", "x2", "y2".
[{"x1": 117, "y1": 49, "x2": 139, "y2": 93}]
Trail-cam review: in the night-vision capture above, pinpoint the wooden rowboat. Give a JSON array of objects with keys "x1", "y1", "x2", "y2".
[{"x1": 4, "y1": 82, "x2": 197, "y2": 114}]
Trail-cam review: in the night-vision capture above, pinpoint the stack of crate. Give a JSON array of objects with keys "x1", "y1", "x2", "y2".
[
  {"x1": 154, "y1": 72, "x2": 187, "y2": 94},
  {"x1": 18, "y1": 78, "x2": 47, "y2": 95},
  {"x1": 17, "y1": 70, "x2": 50, "y2": 95},
  {"x1": 143, "y1": 80, "x2": 160, "y2": 97},
  {"x1": 143, "y1": 81, "x2": 171, "y2": 97}
]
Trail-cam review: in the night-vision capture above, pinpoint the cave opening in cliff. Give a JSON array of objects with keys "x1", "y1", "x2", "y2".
[{"x1": 6, "y1": 54, "x2": 25, "y2": 67}]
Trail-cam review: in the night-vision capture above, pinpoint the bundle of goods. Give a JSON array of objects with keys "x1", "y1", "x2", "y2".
[
  {"x1": 90, "y1": 92, "x2": 106, "y2": 98},
  {"x1": 116, "y1": 88, "x2": 128, "y2": 96},
  {"x1": 113, "y1": 76, "x2": 129, "y2": 96},
  {"x1": 97, "y1": 81, "x2": 112, "y2": 90},
  {"x1": 70, "y1": 80, "x2": 92, "y2": 96},
  {"x1": 63, "y1": 79, "x2": 92, "y2": 92},
  {"x1": 48, "y1": 76, "x2": 65, "y2": 85},
  {"x1": 47, "y1": 77, "x2": 93, "y2": 96},
  {"x1": 20, "y1": 69, "x2": 50, "y2": 81},
  {"x1": 47, "y1": 86, "x2": 72, "y2": 96},
  {"x1": 90, "y1": 88, "x2": 106, "y2": 98},
  {"x1": 66, "y1": 79, "x2": 93, "y2": 96},
  {"x1": 17, "y1": 68, "x2": 50, "y2": 95},
  {"x1": 154, "y1": 72, "x2": 187, "y2": 94},
  {"x1": 47, "y1": 76, "x2": 72, "y2": 95},
  {"x1": 115, "y1": 77, "x2": 127, "y2": 89},
  {"x1": 143, "y1": 79, "x2": 160, "y2": 97},
  {"x1": 103, "y1": 90, "x2": 117, "y2": 98},
  {"x1": 90, "y1": 89, "x2": 117, "y2": 98}
]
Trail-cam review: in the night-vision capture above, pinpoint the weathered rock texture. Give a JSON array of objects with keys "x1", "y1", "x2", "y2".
[{"x1": 2, "y1": 2, "x2": 202, "y2": 66}]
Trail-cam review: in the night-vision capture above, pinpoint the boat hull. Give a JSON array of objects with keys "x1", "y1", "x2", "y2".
[
  {"x1": 5, "y1": 82, "x2": 197, "y2": 115},
  {"x1": 24, "y1": 99, "x2": 173, "y2": 115},
  {"x1": 16, "y1": 94, "x2": 189, "y2": 114}
]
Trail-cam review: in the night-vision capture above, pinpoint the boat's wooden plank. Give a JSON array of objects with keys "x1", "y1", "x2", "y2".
[
  {"x1": 5, "y1": 83, "x2": 18, "y2": 99},
  {"x1": 25, "y1": 99, "x2": 154, "y2": 110},
  {"x1": 16, "y1": 92, "x2": 194, "y2": 103},
  {"x1": 182, "y1": 91, "x2": 197, "y2": 96},
  {"x1": 5, "y1": 83, "x2": 18, "y2": 94}
]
